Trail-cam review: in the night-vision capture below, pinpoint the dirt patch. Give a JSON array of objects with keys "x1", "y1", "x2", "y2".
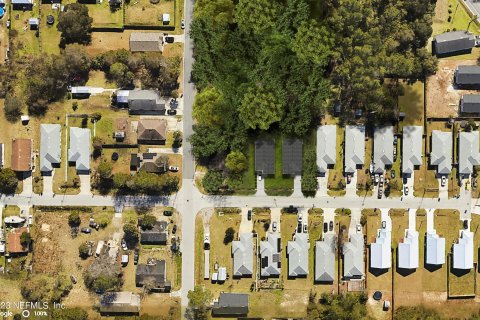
[{"x1": 426, "y1": 59, "x2": 478, "y2": 117}]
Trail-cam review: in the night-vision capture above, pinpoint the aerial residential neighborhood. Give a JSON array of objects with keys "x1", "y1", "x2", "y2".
[{"x1": 2, "y1": 0, "x2": 480, "y2": 319}]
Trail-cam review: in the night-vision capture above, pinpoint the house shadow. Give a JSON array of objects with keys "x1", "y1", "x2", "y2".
[
  {"x1": 423, "y1": 236, "x2": 442, "y2": 272},
  {"x1": 449, "y1": 254, "x2": 471, "y2": 277},
  {"x1": 395, "y1": 249, "x2": 416, "y2": 277}
]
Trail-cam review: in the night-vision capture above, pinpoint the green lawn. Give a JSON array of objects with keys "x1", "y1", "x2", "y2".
[
  {"x1": 40, "y1": 5, "x2": 61, "y2": 55},
  {"x1": 433, "y1": 0, "x2": 480, "y2": 37},
  {"x1": 328, "y1": 126, "x2": 346, "y2": 196},
  {"x1": 234, "y1": 139, "x2": 256, "y2": 195},
  {"x1": 264, "y1": 135, "x2": 293, "y2": 196},
  {"x1": 125, "y1": 0, "x2": 175, "y2": 27},
  {"x1": 10, "y1": 8, "x2": 40, "y2": 58},
  {"x1": 398, "y1": 81, "x2": 424, "y2": 128},
  {"x1": 87, "y1": 3, "x2": 123, "y2": 28}
]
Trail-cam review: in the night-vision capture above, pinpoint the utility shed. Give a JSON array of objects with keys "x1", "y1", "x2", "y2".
[
  {"x1": 343, "y1": 233, "x2": 364, "y2": 279},
  {"x1": 315, "y1": 234, "x2": 335, "y2": 283},
  {"x1": 455, "y1": 65, "x2": 480, "y2": 87},
  {"x1": 458, "y1": 131, "x2": 480, "y2": 177},
  {"x1": 40, "y1": 124, "x2": 61, "y2": 172},
  {"x1": 316, "y1": 125, "x2": 336, "y2": 174},
  {"x1": 260, "y1": 232, "x2": 281, "y2": 277},
  {"x1": 232, "y1": 233, "x2": 253, "y2": 278},
  {"x1": 398, "y1": 229, "x2": 419, "y2": 269},
  {"x1": 68, "y1": 127, "x2": 91, "y2": 173},
  {"x1": 344, "y1": 125, "x2": 365, "y2": 174},
  {"x1": 453, "y1": 230, "x2": 474, "y2": 270},
  {"x1": 460, "y1": 94, "x2": 480, "y2": 114},
  {"x1": 287, "y1": 233, "x2": 309, "y2": 277},
  {"x1": 402, "y1": 126, "x2": 423, "y2": 176},
  {"x1": 282, "y1": 138, "x2": 303, "y2": 175},
  {"x1": 373, "y1": 126, "x2": 394, "y2": 174},
  {"x1": 212, "y1": 293, "x2": 249, "y2": 316},
  {"x1": 129, "y1": 33, "x2": 163, "y2": 52},
  {"x1": 99, "y1": 292, "x2": 141, "y2": 315},
  {"x1": 430, "y1": 130, "x2": 452, "y2": 175},
  {"x1": 255, "y1": 139, "x2": 275, "y2": 175},
  {"x1": 426, "y1": 230, "x2": 445, "y2": 265},
  {"x1": 433, "y1": 31, "x2": 476, "y2": 56}
]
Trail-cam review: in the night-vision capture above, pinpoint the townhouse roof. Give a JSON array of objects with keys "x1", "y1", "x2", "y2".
[
  {"x1": 255, "y1": 139, "x2": 275, "y2": 175},
  {"x1": 402, "y1": 126, "x2": 423, "y2": 174},
  {"x1": 398, "y1": 229, "x2": 419, "y2": 269},
  {"x1": 315, "y1": 234, "x2": 336, "y2": 282},
  {"x1": 373, "y1": 126, "x2": 394, "y2": 174},
  {"x1": 68, "y1": 128, "x2": 90, "y2": 171},
  {"x1": 282, "y1": 138, "x2": 303, "y2": 175},
  {"x1": 11, "y1": 138, "x2": 32, "y2": 172},
  {"x1": 344, "y1": 125, "x2": 365, "y2": 174},
  {"x1": 316, "y1": 125, "x2": 336, "y2": 173},
  {"x1": 430, "y1": 130, "x2": 452, "y2": 175},
  {"x1": 260, "y1": 232, "x2": 281, "y2": 277},
  {"x1": 287, "y1": 233, "x2": 309, "y2": 277},
  {"x1": 343, "y1": 233, "x2": 364, "y2": 278},
  {"x1": 232, "y1": 233, "x2": 253, "y2": 277},
  {"x1": 458, "y1": 131, "x2": 480, "y2": 175},
  {"x1": 426, "y1": 230, "x2": 445, "y2": 265},
  {"x1": 370, "y1": 229, "x2": 391, "y2": 269},
  {"x1": 40, "y1": 124, "x2": 61, "y2": 172},
  {"x1": 453, "y1": 230, "x2": 474, "y2": 270}
]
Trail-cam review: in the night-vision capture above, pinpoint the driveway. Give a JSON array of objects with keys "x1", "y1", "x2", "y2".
[
  {"x1": 408, "y1": 208, "x2": 416, "y2": 230},
  {"x1": 299, "y1": 208, "x2": 308, "y2": 234},
  {"x1": 79, "y1": 174, "x2": 91, "y2": 195},
  {"x1": 239, "y1": 208, "x2": 253, "y2": 234},
  {"x1": 380, "y1": 208, "x2": 392, "y2": 232},
  {"x1": 43, "y1": 173, "x2": 53, "y2": 196},
  {"x1": 345, "y1": 173, "x2": 357, "y2": 197},
  {"x1": 437, "y1": 177, "x2": 448, "y2": 199},
  {"x1": 403, "y1": 174, "x2": 414, "y2": 198},
  {"x1": 292, "y1": 175, "x2": 302, "y2": 197},
  {"x1": 349, "y1": 208, "x2": 361, "y2": 237},
  {"x1": 426, "y1": 208, "x2": 434, "y2": 232},
  {"x1": 270, "y1": 208, "x2": 281, "y2": 233},
  {"x1": 317, "y1": 175, "x2": 328, "y2": 197},
  {"x1": 323, "y1": 208, "x2": 336, "y2": 235},
  {"x1": 20, "y1": 172, "x2": 33, "y2": 196},
  {"x1": 256, "y1": 177, "x2": 266, "y2": 196}
]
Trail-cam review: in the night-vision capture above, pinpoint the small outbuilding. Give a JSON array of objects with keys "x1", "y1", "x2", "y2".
[
  {"x1": 29, "y1": 18, "x2": 39, "y2": 29},
  {"x1": 162, "y1": 13, "x2": 170, "y2": 25}
]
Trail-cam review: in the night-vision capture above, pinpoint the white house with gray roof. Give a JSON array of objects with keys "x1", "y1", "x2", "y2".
[
  {"x1": 344, "y1": 125, "x2": 365, "y2": 174},
  {"x1": 426, "y1": 230, "x2": 445, "y2": 265},
  {"x1": 373, "y1": 126, "x2": 394, "y2": 174},
  {"x1": 430, "y1": 130, "x2": 452, "y2": 176},
  {"x1": 287, "y1": 233, "x2": 309, "y2": 277},
  {"x1": 453, "y1": 229, "x2": 474, "y2": 270},
  {"x1": 371, "y1": 229, "x2": 391, "y2": 269},
  {"x1": 260, "y1": 232, "x2": 281, "y2": 277},
  {"x1": 232, "y1": 233, "x2": 253, "y2": 278},
  {"x1": 315, "y1": 234, "x2": 335, "y2": 283},
  {"x1": 68, "y1": 127, "x2": 91, "y2": 173},
  {"x1": 398, "y1": 229, "x2": 419, "y2": 269},
  {"x1": 316, "y1": 125, "x2": 336, "y2": 174},
  {"x1": 40, "y1": 124, "x2": 61, "y2": 173},
  {"x1": 458, "y1": 131, "x2": 480, "y2": 178},
  {"x1": 343, "y1": 233, "x2": 364, "y2": 279},
  {"x1": 402, "y1": 126, "x2": 423, "y2": 176}
]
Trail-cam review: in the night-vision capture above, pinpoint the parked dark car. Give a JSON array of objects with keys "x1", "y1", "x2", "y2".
[
  {"x1": 134, "y1": 249, "x2": 139, "y2": 265},
  {"x1": 247, "y1": 210, "x2": 252, "y2": 221},
  {"x1": 391, "y1": 170, "x2": 395, "y2": 179},
  {"x1": 70, "y1": 275, "x2": 78, "y2": 284},
  {"x1": 164, "y1": 210, "x2": 173, "y2": 216},
  {"x1": 463, "y1": 220, "x2": 469, "y2": 229},
  {"x1": 285, "y1": 205, "x2": 298, "y2": 214},
  {"x1": 323, "y1": 222, "x2": 328, "y2": 233},
  {"x1": 81, "y1": 227, "x2": 92, "y2": 234},
  {"x1": 329, "y1": 221, "x2": 333, "y2": 231},
  {"x1": 167, "y1": 109, "x2": 177, "y2": 115},
  {"x1": 165, "y1": 36, "x2": 174, "y2": 43},
  {"x1": 172, "y1": 225, "x2": 177, "y2": 234}
]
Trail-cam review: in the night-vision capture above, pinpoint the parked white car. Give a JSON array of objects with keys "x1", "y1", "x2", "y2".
[
  {"x1": 169, "y1": 166, "x2": 179, "y2": 172},
  {"x1": 441, "y1": 176, "x2": 447, "y2": 187}
]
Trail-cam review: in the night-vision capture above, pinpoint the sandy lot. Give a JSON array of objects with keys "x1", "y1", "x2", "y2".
[{"x1": 426, "y1": 59, "x2": 478, "y2": 117}]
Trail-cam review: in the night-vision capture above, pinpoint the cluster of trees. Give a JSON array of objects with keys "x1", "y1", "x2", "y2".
[
  {"x1": 84, "y1": 257, "x2": 123, "y2": 292},
  {"x1": 0, "y1": 168, "x2": 18, "y2": 194},
  {"x1": 110, "y1": 171, "x2": 180, "y2": 195},
  {"x1": 93, "y1": 49, "x2": 180, "y2": 95},
  {"x1": 187, "y1": 285, "x2": 213, "y2": 320},
  {"x1": 20, "y1": 275, "x2": 73, "y2": 303},
  {"x1": 306, "y1": 292, "x2": 370, "y2": 320},
  {"x1": 301, "y1": 149, "x2": 318, "y2": 196},
  {"x1": 57, "y1": 3, "x2": 93, "y2": 46}
]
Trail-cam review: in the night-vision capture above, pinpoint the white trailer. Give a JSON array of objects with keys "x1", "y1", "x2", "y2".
[
  {"x1": 95, "y1": 240, "x2": 105, "y2": 257},
  {"x1": 204, "y1": 250, "x2": 210, "y2": 279}
]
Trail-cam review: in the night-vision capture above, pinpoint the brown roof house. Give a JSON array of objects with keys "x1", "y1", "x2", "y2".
[
  {"x1": 137, "y1": 119, "x2": 167, "y2": 145},
  {"x1": 99, "y1": 291, "x2": 141, "y2": 315},
  {"x1": 7, "y1": 227, "x2": 29, "y2": 254},
  {"x1": 11, "y1": 139, "x2": 32, "y2": 172},
  {"x1": 135, "y1": 259, "x2": 171, "y2": 292},
  {"x1": 129, "y1": 33, "x2": 163, "y2": 52},
  {"x1": 130, "y1": 153, "x2": 168, "y2": 173}
]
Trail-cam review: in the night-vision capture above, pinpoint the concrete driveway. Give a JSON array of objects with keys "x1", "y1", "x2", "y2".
[
  {"x1": 438, "y1": 177, "x2": 448, "y2": 199},
  {"x1": 426, "y1": 208, "x2": 434, "y2": 232},
  {"x1": 256, "y1": 177, "x2": 266, "y2": 196},
  {"x1": 349, "y1": 208, "x2": 361, "y2": 237},
  {"x1": 79, "y1": 174, "x2": 91, "y2": 195},
  {"x1": 317, "y1": 175, "x2": 328, "y2": 197},
  {"x1": 345, "y1": 173, "x2": 357, "y2": 197},
  {"x1": 270, "y1": 208, "x2": 281, "y2": 233},
  {"x1": 323, "y1": 208, "x2": 336, "y2": 235},
  {"x1": 43, "y1": 173, "x2": 54, "y2": 196},
  {"x1": 20, "y1": 172, "x2": 33, "y2": 196},
  {"x1": 380, "y1": 208, "x2": 392, "y2": 231},
  {"x1": 239, "y1": 208, "x2": 253, "y2": 234},
  {"x1": 403, "y1": 174, "x2": 414, "y2": 198},
  {"x1": 292, "y1": 175, "x2": 302, "y2": 197}
]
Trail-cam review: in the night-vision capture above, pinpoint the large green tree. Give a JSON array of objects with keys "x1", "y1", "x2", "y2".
[
  {"x1": 192, "y1": 87, "x2": 225, "y2": 126},
  {"x1": 225, "y1": 151, "x2": 248, "y2": 174},
  {"x1": 239, "y1": 86, "x2": 283, "y2": 130},
  {"x1": 202, "y1": 170, "x2": 224, "y2": 194},
  {"x1": 57, "y1": 3, "x2": 93, "y2": 45},
  {"x1": 0, "y1": 168, "x2": 18, "y2": 194},
  {"x1": 194, "y1": 0, "x2": 234, "y2": 25},
  {"x1": 234, "y1": 0, "x2": 279, "y2": 34},
  {"x1": 293, "y1": 20, "x2": 333, "y2": 67},
  {"x1": 187, "y1": 286, "x2": 212, "y2": 320}
]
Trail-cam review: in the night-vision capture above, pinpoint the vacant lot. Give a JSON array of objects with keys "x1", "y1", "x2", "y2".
[
  {"x1": 426, "y1": 59, "x2": 477, "y2": 118},
  {"x1": 328, "y1": 126, "x2": 346, "y2": 196},
  {"x1": 264, "y1": 136, "x2": 294, "y2": 196},
  {"x1": 432, "y1": 0, "x2": 480, "y2": 37},
  {"x1": 125, "y1": 0, "x2": 175, "y2": 26},
  {"x1": 87, "y1": 3, "x2": 123, "y2": 28},
  {"x1": 10, "y1": 9, "x2": 40, "y2": 58}
]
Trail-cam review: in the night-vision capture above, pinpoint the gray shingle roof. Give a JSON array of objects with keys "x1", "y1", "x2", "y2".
[
  {"x1": 232, "y1": 233, "x2": 253, "y2": 277},
  {"x1": 129, "y1": 33, "x2": 163, "y2": 52},
  {"x1": 430, "y1": 130, "x2": 452, "y2": 175},
  {"x1": 68, "y1": 127, "x2": 90, "y2": 172},
  {"x1": 40, "y1": 124, "x2": 61, "y2": 172},
  {"x1": 316, "y1": 125, "x2": 336, "y2": 173},
  {"x1": 212, "y1": 293, "x2": 249, "y2": 316},
  {"x1": 287, "y1": 233, "x2": 309, "y2": 277},
  {"x1": 260, "y1": 232, "x2": 281, "y2": 277},
  {"x1": 344, "y1": 125, "x2": 365, "y2": 174},
  {"x1": 282, "y1": 138, "x2": 303, "y2": 175},
  {"x1": 343, "y1": 233, "x2": 364, "y2": 279},
  {"x1": 402, "y1": 126, "x2": 423, "y2": 175},
  {"x1": 373, "y1": 126, "x2": 394, "y2": 174},
  {"x1": 459, "y1": 131, "x2": 480, "y2": 176},
  {"x1": 315, "y1": 234, "x2": 335, "y2": 282},
  {"x1": 128, "y1": 90, "x2": 166, "y2": 114},
  {"x1": 434, "y1": 31, "x2": 475, "y2": 55},
  {"x1": 461, "y1": 94, "x2": 480, "y2": 113},
  {"x1": 455, "y1": 65, "x2": 480, "y2": 85},
  {"x1": 255, "y1": 139, "x2": 275, "y2": 175}
]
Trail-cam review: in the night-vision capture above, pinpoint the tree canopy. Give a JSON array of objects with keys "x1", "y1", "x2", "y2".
[{"x1": 57, "y1": 3, "x2": 93, "y2": 46}]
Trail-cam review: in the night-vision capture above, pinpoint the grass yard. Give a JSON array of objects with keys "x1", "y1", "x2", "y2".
[
  {"x1": 86, "y1": 3, "x2": 123, "y2": 28},
  {"x1": 3, "y1": 205, "x2": 20, "y2": 217},
  {"x1": 448, "y1": 266, "x2": 475, "y2": 297},
  {"x1": 125, "y1": 0, "x2": 175, "y2": 26},
  {"x1": 234, "y1": 139, "x2": 256, "y2": 195},
  {"x1": 40, "y1": 5, "x2": 62, "y2": 55},
  {"x1": 398, "y1": 81, "x2": 424, "y2": 128},
  {"x1": 386, "y1": 143, "x2": 403, "y2": 197},
  {"x1": 85, "y1": 70, "x2": 117, "y2": 89},
  {"x1": 414, "y1": 156, "x2": 439, "y2": 198},
  {"x1": 87, "y1": 31, "x2": 131, "y2": 55},
  {"x1": 264, "y1": 136, "x2": 293, "y2": 196},
  {"x1": 357, "y1": 135, "x2": 373, "y2": 197},
  {"x1": 248, "y1": 290, "x2": 308, "y2": 319},
  {"x1": 433, "y1": 0, "x2": 480, "y2": 37},
  {"x1": 10, "y1": 8, "x2": 40, "y2": 58},
  {"x1": 328, "y1": 126, "x2": 346, "y2": 196},
  {"x1": 194, "y1": 213, "x2": 204, "y2": 285},
  {"x1": 253, "y1": 211, "x2": 270, "y2": 240}
]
